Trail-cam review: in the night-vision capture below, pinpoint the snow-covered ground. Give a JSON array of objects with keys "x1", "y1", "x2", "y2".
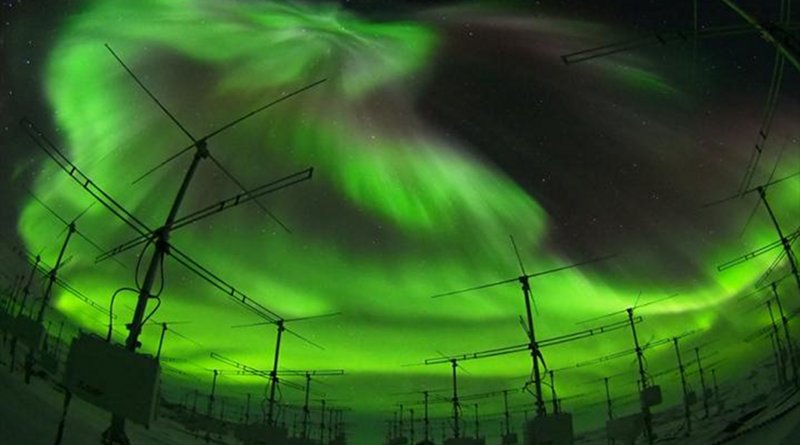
[{"x1": 2, "y1": 339, "x2": 799, "y2": 445}]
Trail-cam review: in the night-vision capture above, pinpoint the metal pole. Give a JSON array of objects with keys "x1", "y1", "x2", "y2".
[
  {"x1": 303, "y1": 373, "x2": 311, "y2": 438},
  {"x1": 451, "y1": 359, "x2": 461, "y2": 438},
  {"x1": 549, "y1": 370, "x2": 558, "y2": 414},
  {"x1": 772, "y1": 283, "x2": 798, "y2": 386},
  {"x1": 156, "y1": 323, "x2": 167, "y2": 360},
  {"x1": 628, "y1": 308, "x2": 653, "y2": 444},
  {"x1": 320, "y1": 399, "x2": 326, "y2": 444},
  {"x1": 107, "y1": 143, "x2": 209, "y2": 442},
  {"x1": 503, "y1": 390, "x2": 511, "y2": 436},
  {"x1": 424, "y1": 390, "x2": 430, "y2": 442},
  {"x1": 758, "y1": 188, "x2": 800, "y2": 296},
  {"x1": 18, "y1": 256, "x2": 40, "y2": 317},
  {"x1": 605, "y1": 377, "x2": 614, "y2": 445},
  {"x1": 474, "y1": 404, "x2": 480, "y2": 439},
  {"x1": 208, "y1": 369, "x2": 218, "y2": 417},
  {"x1": 520, "y1": 276, "x2": 546, "y2": 417},
  {"x1": 719, "y1": 0, "x2": 800, "y2": 73},
  {"x1": 695, "y1": 348, "x2": 709, "y2": 418},
  {"x1": 267, "y1": 320, "x2": 285, "y2": 425},
  {"x1": 36, "y1": 224, "x2": 75, "y2": 323},
  {"x1": 245, "y1": 393, "x2": 251, "y2": 424},
  {"x1": 767, "y1": 300, "x2": 787, "y2": 385},
  {"x1": 673, "y1": 338, "x2": 691, "y2": 435}
]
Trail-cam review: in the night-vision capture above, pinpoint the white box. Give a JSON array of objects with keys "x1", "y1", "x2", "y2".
[
  {"x1": 234, "y1": 423, "x2": 288, "y2": 445},
  {"x1": 64, "y1": 333, "x2": 160, "y2": 426},
  {"x1": 524, "y1": 413, "x2": 574, "y2": 445},
  {"x1": 640, "y1": 385, "x2": 662, "y2": 408},
  {"x1": 12, "y1": 315, "x2": 44, "y2": 349},
  {"x1": 606, "y1": 413, "x2": 643, "y2": 442}
]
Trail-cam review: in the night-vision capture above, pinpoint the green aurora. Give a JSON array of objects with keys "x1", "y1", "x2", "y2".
[{"x1": 8, "y1": 0, "x2": 800, "y2": 442}]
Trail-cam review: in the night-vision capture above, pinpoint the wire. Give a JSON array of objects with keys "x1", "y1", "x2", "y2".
[
  {"x1": 141, "y1": 296, "x2": 162, "y2": 327},
  {"x1": 134, "y1": 236, "x2": 155, "y2": 291},
  {"x1": 106, "y1": 287, "x2": 138, "y2": 342}
]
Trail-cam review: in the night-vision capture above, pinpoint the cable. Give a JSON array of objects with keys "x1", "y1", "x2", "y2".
[
  {"x1": 141, "y1": 296, "x2": 162, "y2": 327},
  {"x1": 106, "y1": 287, "x2": 138, "y2": 342},
  {"x1": 134, "y1": 236, "x2": 155, "y2": 291}
]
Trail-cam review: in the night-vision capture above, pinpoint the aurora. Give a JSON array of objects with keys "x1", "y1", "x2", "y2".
[{"x1": 2, "y1": 0, "x2": 799, "y2": 444}]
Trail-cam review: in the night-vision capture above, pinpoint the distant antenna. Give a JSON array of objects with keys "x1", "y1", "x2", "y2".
[
  {"x1": 707, "y1": 172, "x2": 800, "y2": 296},
  {"x1": 672, "y1": 337, "x2": 692, "y2": 436},
  {"x1": 104, "y1": 43, "x2": 323, "y2": 234},
  {"x1": 21, "y1": 105, "x2": 314, "y2": 443},
  {"x1": 577, "y1": 297, "x2": 691, "y2": 445},
  {"x1": 232, "y1": 311, "x2": 341, "y2": 427},
  {"x1": 430, "y1": 235, "x2": 615, "y2": 417}
]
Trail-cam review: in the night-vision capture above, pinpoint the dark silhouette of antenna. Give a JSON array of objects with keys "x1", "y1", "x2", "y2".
[
  {"x1": 297, "y1": 369, "x2": 345, "y2": 441},
  {"x1": 707, "y1": 171, "x2": 800, "y2": 297},
  {"x1": 391, "y1": 387, "x2": 451, "y2": 445},
  {"x1": 430, "y1": 235, "x2": 614, "y2": 417},
  {"x1": 103, "y1": 44, "x2": 322, "y2": 233},
  {"x1": 21, "y1": 86, "x2": 314, "y2": 443},
  {"x1": 717, "y1": 0, "x2": 797, "y2": 190},
  {"x1": 576, "y1": 293, "x2": 687, "y2": 445},
  {"x1": 719, "y1": 0, "x2": 799, "y2": 72},
  {"x1": 672, "y1": 337, "x2": 692, "y2": 436},
  {"x1": 768, "y1": 281, "x2": 798, "y2": 386},
  {"x1": 18, "y1": 186, "x2": 121, "y2": 383},
  {"x1": 561, "y1": 22, "x2": 799, "y2": 64},
  {"x1": 561, "y1": 2, "x2": 797, "y2": 236},
  {"x1": 231, "y1": 311, "x2": 340, "y2": 427}
]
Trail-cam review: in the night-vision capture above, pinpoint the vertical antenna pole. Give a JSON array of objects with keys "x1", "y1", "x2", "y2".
[
  {"x1": 758, "y1": 188, "x2": 800, "y2": 296},
  {"x1": 245, "y1": 393, "x2": 251, "y2": 424},
  {"x1": 37, "y1": 224, "x2": 75, "y2": 323},
  {"x1": 695, "y1": 348, "x2": 709, "y2": 418},
  {"x1": 424, "y1": 390, "x2": 430, "y2": 442},
  {"x1": 19, "y1": 256, "x2": 41, "y2": 317},
  {"x1": 208, "y1": 369, "x2": 218, "y2": 417},
  {"x1": 320, "y1": 399, "x2": 326, "y2": 444},
  {"x1": 673, "y1": 338, "x2": 691, "y2": 435},
  {"x1": 771, "y1": 283, "x2": 799, "y2": 386},
  {"x1": 303, "y1": 373, "x2": 311, "y2": 438},
  {"x1": 107, "y1": 144, "x2": 209, "y2": 442},
  {"x1": 156, "y1": 323, "x2": 167, "y2": 360},
  {"x1": 267, "y1": 320, "x2": 285, "y2": 426},
  {"x1": 604, "y1": 377, "x2": 613, "y2": 445},
  {"x1": 520, "y1": 276, "x2": 546, "y2": 417},
  {"x1": 410, "y1": 408, "x2": 415, "y2": 444},
  {"x1": 474, "y1": 404, "x2": 480, "y2": 439},
  {"x1": 503, "y1": 390, "x2": 511, "y2": 436},
  {"x1": 767, "y1": 300, "x2": 787, "y2": 385},
  {"x1": 628, "y1": 308, "x2": 653, "y2": 444},
  {"x1": 399, "y1": 404, "x2": 404, "y2": 439},
  {"x1": 549, "y1": 370, "x2": 558, "y2": 414},
  {"x1": 451, "y1": 359, "x2": 461, "y2": 438}
]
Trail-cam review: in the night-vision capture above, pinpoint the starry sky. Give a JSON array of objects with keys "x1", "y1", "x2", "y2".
[{"x1": 1, "y1": 1, "x2": 799, "y2": 444}]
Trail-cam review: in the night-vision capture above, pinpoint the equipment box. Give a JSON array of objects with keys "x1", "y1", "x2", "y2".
[
  {"x1": 64, "y1": 333, "x2": 160, "y2": 426},
  {"x1": 524, "y1": 412, "x2": 574, "y2": 445},
  {"x1": 640, "y1": 385, "x2": 662, "y2": 408},
  {"x1": 234, "y1": 423, "x2": 288, "y2": 445},
  {"x1": 606, "y1": 413, "x2": 643, "y2": 442},
  {"x1": 0, "y1": 308, "x2": 13, "y2": 331},
  {"x1": 13, "y1": 315, "x2": 45, "y2": 349}
]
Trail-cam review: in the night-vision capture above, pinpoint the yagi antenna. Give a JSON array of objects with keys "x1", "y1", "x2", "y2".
[
  {"x1": 229, "y1": 311, "x2": 341, "y2": 429},
  {"x1": 21, "y1": 185, "x2": 125, "y2": 269},
  {"x1": 705, "y1": 169, "x2": 800, "y2": 295},
  {"x1": 22, "y1": 67, "x2": 317, "y2": 441},
  {"x1": 104, "y1": 44, "x2": 324, "y2": 235},
  {"x1": 429, "y1": 240, "x2": 615, "y2": 419}
]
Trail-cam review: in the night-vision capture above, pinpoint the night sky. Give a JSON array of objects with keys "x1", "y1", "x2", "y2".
[{"x1": 1, "y1": 1, "x2": 799, "y2": 444}]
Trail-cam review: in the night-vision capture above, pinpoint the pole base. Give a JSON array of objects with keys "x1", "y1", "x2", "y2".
[{"x1": 102, "y1": 417, "x2": 131, "y2": 445}]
